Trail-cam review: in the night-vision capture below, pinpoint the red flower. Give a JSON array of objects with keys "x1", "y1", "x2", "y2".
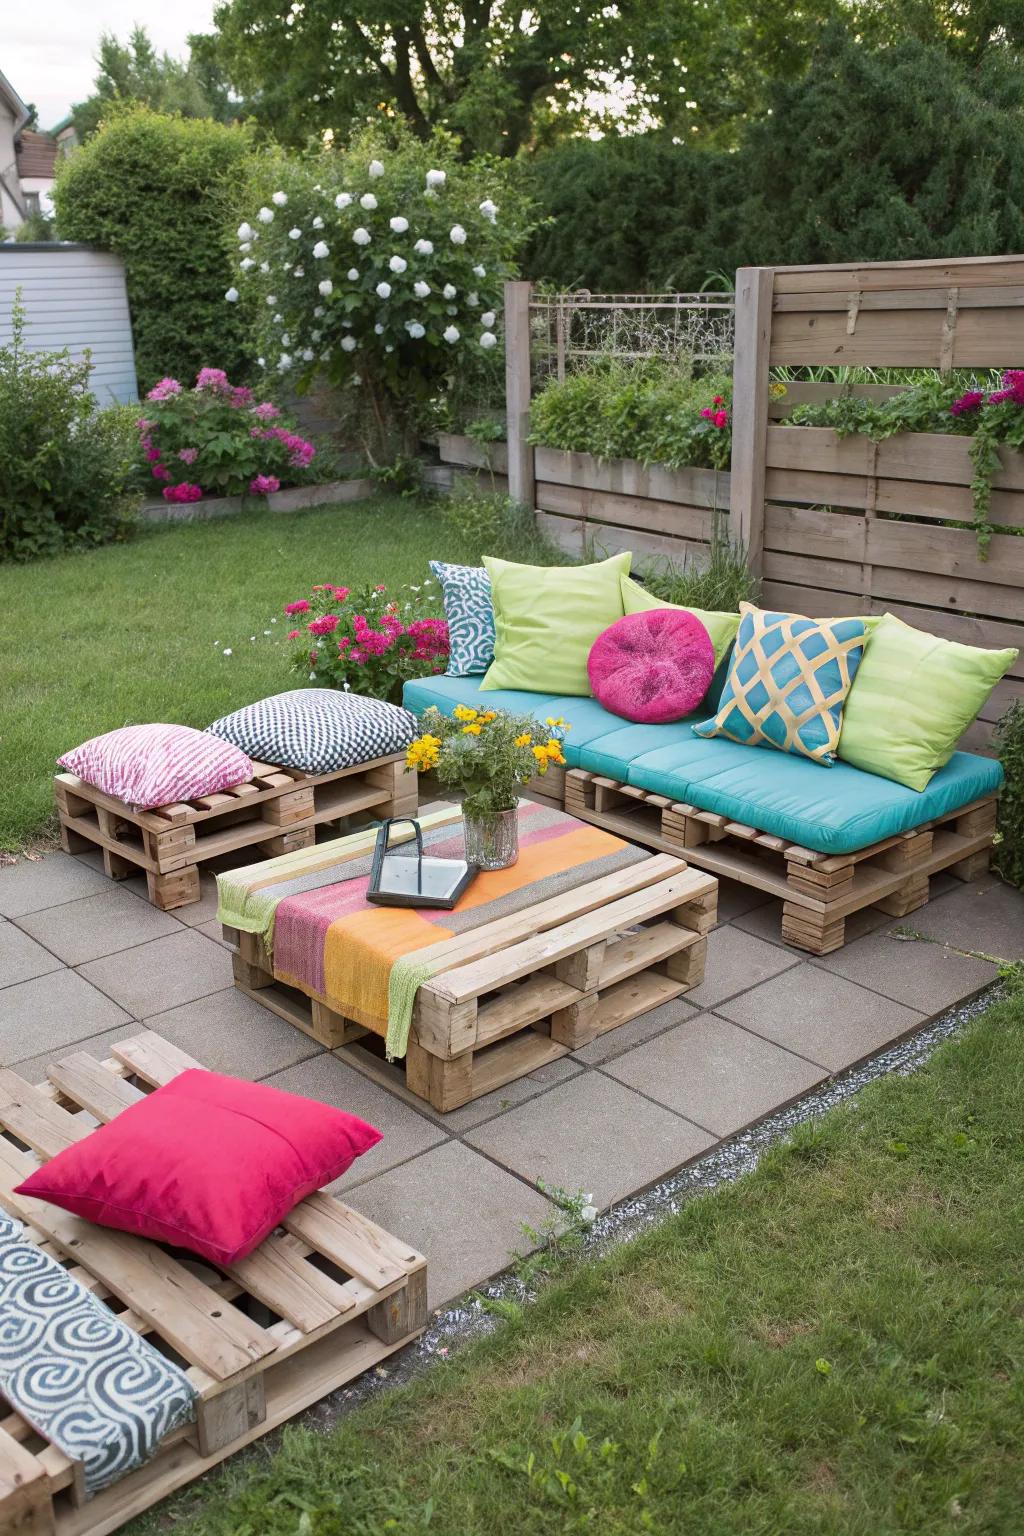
[{"x1": 713, "y1": 409, "x2": 728, "y2": 429}]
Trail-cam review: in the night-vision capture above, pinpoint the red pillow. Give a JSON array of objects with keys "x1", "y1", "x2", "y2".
[
  {"x1": 16, "y1": 1070, "x2": 382, "y2": 1267},
  {"x1": 588, "y1": 608, "x2": 715, "y2": 723}
]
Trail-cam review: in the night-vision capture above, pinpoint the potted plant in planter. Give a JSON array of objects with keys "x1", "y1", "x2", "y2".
[{"x1": 405, "y1": 706, "x2": 569, "y2": 870}]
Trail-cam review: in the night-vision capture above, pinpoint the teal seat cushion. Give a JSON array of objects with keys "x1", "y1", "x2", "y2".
[
  {"x1": 621, "y1": 732, "x2": 1004, "y2": 854},
  {"x1": 402, "y1": 676, "x2": 648, "y2": 768}
]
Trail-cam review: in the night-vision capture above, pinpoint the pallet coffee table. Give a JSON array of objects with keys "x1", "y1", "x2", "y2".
[
  {"x1": 0, "y1": 1031, "x2": 427, "y2": 1536},
  {"x1": 226, "y1": 839, "x2": 718, "y2": 1114}
]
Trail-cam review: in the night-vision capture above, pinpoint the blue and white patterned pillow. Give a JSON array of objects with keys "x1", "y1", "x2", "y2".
[
  {"x1": 429, "y1": 560, "x2": 496, "y2": 677},
  {"x1": 207, "y1": 689, "x2": 417, "y2": 774}
]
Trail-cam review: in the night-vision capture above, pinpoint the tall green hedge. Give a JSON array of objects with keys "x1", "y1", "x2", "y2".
[
  {"x1": 528, "y1": 31, "x2": 1024, "y2": 290},
  {"x1": 54, "y1": 108, "x2": 254, "y2": 391}
]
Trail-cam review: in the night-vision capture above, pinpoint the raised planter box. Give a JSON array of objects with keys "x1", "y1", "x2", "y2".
[
  {"x1": 761, "y1": 425, "x2": 1024, "y2": 750},
  {"x1": 139, "y1": 477, "x2": 375, "y2": 523}
]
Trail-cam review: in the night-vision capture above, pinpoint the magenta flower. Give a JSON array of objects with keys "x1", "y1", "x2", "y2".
[
  {"x1": 253, "y1": 402, "x2": 281, "y2": 421},
  {"x1": 230, "y1": 386, "x2": 254, "y2": 408},
  {"x1": 196, "y1": 367, "x2": 230, "y2": 393},
  {"x1": 146, "y1": 377, "x2": 182, "y2": 401},
  {"x1": 250, "y1": 474, "x2": 281, "y2": 495},
  {"x1": 145, "y1": 446, "x2": 162, "y2": 462},
  {"x1": 152, "y1": 465, "x2": 171, "y2": 481},
  {"x1": 713, "y1": 409, "x2": 729, "y2": 429},
  {"x1": 1000, "y1": 369, "x2": 1024, "y2": 404},
  {"x1": 287, "y1": 629, "x2": 301, "y2": 639},
  {"x1": 951, "y1": 389, "x2": 985, "y2": 417},
  {"x1": 178, "y1": 447, "x2": 199, "y2": 465},
  {"x1": 307, "y1": 613, "x2": 341, "y2": 636},
  {"x1": 162, "y1": 483, "x2": 203, "y2": 503},
  {"x1": 285, "y1": 600, "x2": 310, "y2": 615}
]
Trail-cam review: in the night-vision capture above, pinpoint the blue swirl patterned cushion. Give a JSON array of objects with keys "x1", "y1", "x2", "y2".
[
  {"x1": 429, "y1": 560, "x2": 496, "y2": 677},
  {"x1": 693, "y1": 603, "x2": 866, "y2": 766},
  {"x1": 0, "y1": 1212, "x2": 196, "y2": 1496}
]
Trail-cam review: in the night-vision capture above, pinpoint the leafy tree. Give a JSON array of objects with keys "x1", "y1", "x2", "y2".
[
  {"x1": 53, "y1": 108, "x2": 255, "y2": 390},
  {"x1": 528, "y1": 29, "x2": 1024, "y2": 288},
  {"x1": 199, "y1": 0, "x2": 836, "y2": 156},
  {"x1": 71, "y1": 26, "x2": 235, "y2": 140}
]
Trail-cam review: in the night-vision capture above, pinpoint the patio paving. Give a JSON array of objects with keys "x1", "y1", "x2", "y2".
[{"x1": 1, "y1": 850, "x2": 1020, "y2": 1310}]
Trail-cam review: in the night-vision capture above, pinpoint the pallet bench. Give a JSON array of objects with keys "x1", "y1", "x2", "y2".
[
  {"x1": 564, "y1": 769, "x2": 997, "y2": 955},
  {"x1": 0, "y1": 1030, "x2": 427, "y2": 1536},
  {"x1": 227, "y1": 853, "x2": 718, "y2": 1113},
  {"x1": 55, "y1": 754, "x2": 416, "y2": 911}
]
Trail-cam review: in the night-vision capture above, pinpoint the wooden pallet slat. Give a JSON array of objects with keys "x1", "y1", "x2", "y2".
[{"x1": 0, "y1": 1034, "x2": 427, "y2": 1536}]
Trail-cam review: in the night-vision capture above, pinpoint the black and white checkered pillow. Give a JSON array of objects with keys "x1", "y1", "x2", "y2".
[{"x1": 206, "y1": 689, "x2": 417, "y2": 774}]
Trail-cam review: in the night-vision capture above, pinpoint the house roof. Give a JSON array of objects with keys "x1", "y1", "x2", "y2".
[
  {"x1": 16, "y1": 129, "x2": 58, "y2": 180},
  {"x1": 0, "y1": 68, "x2": 29, "y2": 132}
]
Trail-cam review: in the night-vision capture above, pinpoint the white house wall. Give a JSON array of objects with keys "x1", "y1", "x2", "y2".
[{"x1": 0, "y1": 245, "x2": 138, "y2": 404}]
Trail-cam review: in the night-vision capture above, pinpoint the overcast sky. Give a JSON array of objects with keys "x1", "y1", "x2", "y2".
[{"x1": 5, "y1": 1, "x2": 217, "y2": 128}]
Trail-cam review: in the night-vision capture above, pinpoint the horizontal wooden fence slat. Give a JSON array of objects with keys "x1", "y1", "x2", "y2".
[
  {"x1": 765, "y1": 505, "x2": 1024, "y2": 574},
  {"x1": 763, "y1": 549, "x2": 1024, "y2": 624},
  {"x1": 436, "y1": 434, "x2": 508, "y2": 474},
  {"x1": 535, "y1": 511, "x2": 713, "y2": 570},
  {"x1": 770, "y1": 254, "x2": 1024, "y2": 293},
  {"x1": 773, "y1": 284, "x2": 1024, "y2": 313},
  {"x1": 766, "y1": 426, "x2": 1024, "y2": 491},
  {"x1": 533, "y1": 447, "x2": 730, "y2": 510},
  {"x1": 769, "y1": 306, "x2": 1024, "y2": 367},
  {"x1": 535, "y1": 482, "x2": 715, "y2": 543}
]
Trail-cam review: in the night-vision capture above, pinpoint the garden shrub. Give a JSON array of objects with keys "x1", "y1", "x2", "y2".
[
  {"x1": 0, "y1": 298, "x2": 138, "y2": 561},
  {"x1": 528, "y1": 359, "x2": 732, "y2": 471},
  {"x1": 281, "y1": 581, "x2": 449, "y2": 703},
  {"x1": 138, "y1": 369, "x2": 317, "y2": 501},
  {"x1": 227, "y1": 126, "x2": 532, "y2": 464},
  {"x1": 441, "y1": 480, "x2": 554, "y2": 565},
  {"x1": 53, "y1": 107, "x2": 255, "y2": 392},
  {"x1": 993, "y1": 702, "x2": 1024, "y2": 890}
]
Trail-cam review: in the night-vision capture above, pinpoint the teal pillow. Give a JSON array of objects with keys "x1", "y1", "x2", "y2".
[{"x1": 693, "y1": 603, "x2": 866, "y2": 766}]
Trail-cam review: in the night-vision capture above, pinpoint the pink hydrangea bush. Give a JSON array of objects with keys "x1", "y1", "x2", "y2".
[
  {"x1": 138, "y1": 368, "x2": 317, "y2": 501},
  {"x1": 283, "y1": 579, "x2": 449, "y2": 703}
]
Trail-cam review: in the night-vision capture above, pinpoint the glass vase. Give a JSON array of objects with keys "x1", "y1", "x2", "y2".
[{"x1": 463, "y1": 806, "x2": 519, "y2": 871}]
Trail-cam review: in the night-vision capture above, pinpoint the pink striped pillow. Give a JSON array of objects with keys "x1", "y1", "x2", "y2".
[{"x1": 59, "y1": 725, "x2": 253, "y2": 810}]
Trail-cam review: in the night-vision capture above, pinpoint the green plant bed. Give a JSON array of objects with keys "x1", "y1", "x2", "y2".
[
  {"x1": 0, "y1": 494, "x2": 554, "y2": 851},
  {"x1": 130, "y1": 985, "x2": 1024, "y2": 1534}
]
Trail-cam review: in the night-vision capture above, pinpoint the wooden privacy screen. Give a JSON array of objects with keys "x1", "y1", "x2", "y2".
[{"x1": 730, "y1": 255, "x2": 1024, "y2": 752}]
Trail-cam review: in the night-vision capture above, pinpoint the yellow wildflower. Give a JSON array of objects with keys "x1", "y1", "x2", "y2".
[
  {"x1": 545, "y1": 715, "x2": 570, "y2": 731},
  {"x1": 532, "y1": 744, "x2": 549, "y2": 774},
  {"x1": 480, "y1": 710, "x2": 498, "y2": 722},
  {"x1": 514, "y1": 732, "x2": 533, "y2": 747},
  {"x1": 453, "y1": 705, "x2": 478, "y2": 722},
  {"x1": 545, "y1": 739, "x2": 565, "y2": 763},
  {"x1": 462, "y1": 723, "x2": 482, "y2": 736}
]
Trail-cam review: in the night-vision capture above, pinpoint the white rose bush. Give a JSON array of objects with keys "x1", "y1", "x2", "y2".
[{"x1": 229, "y1": 132, "x2": 527, "y2": 459}]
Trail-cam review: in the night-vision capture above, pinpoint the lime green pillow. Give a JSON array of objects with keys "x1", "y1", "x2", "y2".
[
  {"x1": 838, "y1": 613, "x2": 1018, "y2": 790},
  {"x1": 481, "y1": 552, "x2": 631, "y2": 696},
  {"x1": 620, "y1": 575, "x2": 740, "y2": 669}
]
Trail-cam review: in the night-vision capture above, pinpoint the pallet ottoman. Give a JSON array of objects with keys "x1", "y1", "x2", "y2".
[
  {"x1": 55, "y1": 691, "x2": 419, "y2": 911},
  {"x1": 0, "y1": 1031, "x2": 427, "y2": 1536},
  {"x1": 219, "y1": 801, "x2": 718, "y2": 1113}
]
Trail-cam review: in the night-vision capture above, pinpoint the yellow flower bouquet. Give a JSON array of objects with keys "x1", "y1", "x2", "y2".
[{"x1": 406, "y1": 705, "x2": 569, "y2": 818}]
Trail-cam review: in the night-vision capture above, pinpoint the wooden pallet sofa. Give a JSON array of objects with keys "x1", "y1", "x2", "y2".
[
  {"x1": 402, "y1": 675, "x2": 1002, "y2": 955},
  {"x1": 0, "y1": 1031, "x2": 427, "y2": 1536}
]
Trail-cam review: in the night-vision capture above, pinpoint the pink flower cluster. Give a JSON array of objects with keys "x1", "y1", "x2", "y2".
[
  {"x1": 254, "y1": 425, "x2": 316, "y2": 470},
  {"x1": 163, "y1": 483, "x2": 203, "y2": 504},
  {"x1": 250, "y1": 474, "x2": 281, "y2": 495},
  {"x1": 313, "y1": 584, "x2": 349, "y2": 601},
  {"x1": 196, "y1": 368, "x2": 253, "y2": 409},
  {"x1": 952, "y1": 371, "x2": 1024, "y2": 416},
  {"x1": 285, "y1": 600, "x2": 310, "y2": 615},
  {"x1": 253, "y1": 401, "x2": 281, "y2": 421},
  {"x1": 147, "y1": 377, "x2": 182, "y2": 402},
  {"x1": 700, "y1": 395, "x2": 729, "y2": 429}
]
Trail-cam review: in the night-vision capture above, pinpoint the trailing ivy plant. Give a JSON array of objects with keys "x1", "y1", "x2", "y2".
[
  {"x1": 785, "y1": 371, "x2": 1024, "y2": 559},
  {"x1": 993, "y1": 702, "x2": 1024, "y2": 891}
]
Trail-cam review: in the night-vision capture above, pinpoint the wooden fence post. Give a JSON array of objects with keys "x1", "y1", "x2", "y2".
[
  {"x1": 729, "y1": 266, "x2": 774, "y2": 574},
  {"x1": 504, "y1": 279, "x2": 535, "y2": 509}
]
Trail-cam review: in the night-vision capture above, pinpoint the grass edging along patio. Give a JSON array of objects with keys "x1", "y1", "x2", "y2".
[
  {"x1": 127, "y1": 984, "x2": 1024, "y2": 1536},
  {"x1": 138, "y1": 478, "x2": 376, "y2": 522}
]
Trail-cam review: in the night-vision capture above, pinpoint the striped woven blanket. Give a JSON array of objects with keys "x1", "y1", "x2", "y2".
[{"x1": 217, "y1": 801, "x2": 646, "y2": 1059}]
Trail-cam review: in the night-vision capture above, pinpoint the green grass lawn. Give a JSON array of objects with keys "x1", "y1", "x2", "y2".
[
  {"x1": 0, "y1": 494, "x2": 537, "y2": 851},
  {"x1": 135, "y1": 988, "x2": 1023, "y2": 1536}
]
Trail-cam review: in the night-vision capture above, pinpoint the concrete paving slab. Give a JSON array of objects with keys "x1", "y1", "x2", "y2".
[
  {"x1": 0, "y1": 853, "x2": 112, "y2": 919},
  {"x1": 714, "y1": 877, "x2": 773, "y2": 925},
  {"x1": 603, "y1": 1012, "x2": 828, "y2": 1138},
  {"x1": 79, "y1": 929, "x2": 233, "y2": 1015},
  {"x1": 717, "y1": 965, "x2": 925, "y2": 1073},
  {"x1": 12, "y1": 1022, "x2": 150, "y2": 1086},
  {"x1": 1, "y1": 969, "x2": 132, "y2": 1064},
  {"x1": 814, "y1": 931, "x2": 997, "y2": 1013},
  {"x1": 573, "y1": 996, "x2": 697, "y2": 1066},
  {"x1": 142, "y1": 987, "x2": 322, "y2": 1077},
  {"x1": 196, "y1": 920, "x2": 232, "y2": 949},
  {"x1": 172, "y1": 874, "x2": 222, "y2": 929},
  {"x1": 466, "y1": 1072, "x2": 715, "y2": 1210},
  {"x1": 684, "y1": 924, "x2": 799, "y2": 1009},
  {"x1": 16, "y1": 888, "x2": 180, "y2": 965},
  {"x1": 902, "y1": 877, "x2": 1024, "y2": 961},
  {"x1": 418, "y1": 1055, "x2": 585, "y2": 1134},
  {"x1": 263, "y1": 1053, "x2": 448, "y2": 1189},
  {"x1": 347, "y1": 1140, "x2": 554, "y2": 1309},
  {"x1": 0, "y1": 923, "x2": 64, "y2": 987}
]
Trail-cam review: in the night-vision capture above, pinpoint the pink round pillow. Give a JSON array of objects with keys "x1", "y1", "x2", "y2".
[{"x1": 588, "y1": 608, "x2": 715, "y2": 724}]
